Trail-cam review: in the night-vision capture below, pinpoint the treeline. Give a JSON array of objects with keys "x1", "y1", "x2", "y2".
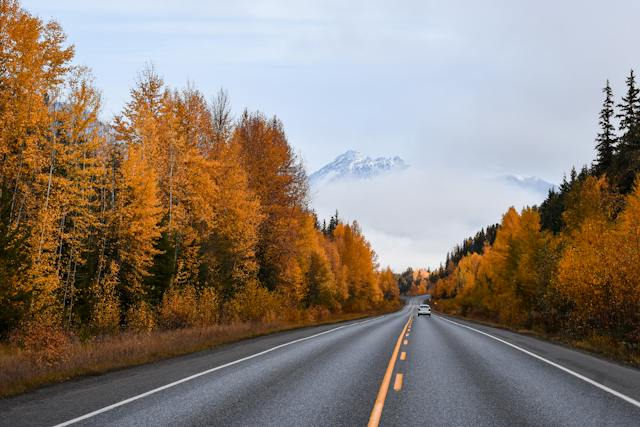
[
  {"x1": 397, "y1": 268, "x2": 430, "y2": 295},
  {"x1": 429, "y1": 224, "x2": 499, "y2": 285},
  {"x1": 0, "y1": 0, "x2": 398, "y2": 342},
  {"x1": 432, "y1": 71, "x2": 640, "y2": 355}
]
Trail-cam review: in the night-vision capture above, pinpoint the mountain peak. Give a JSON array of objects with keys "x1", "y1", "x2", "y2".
[{"x1": 309, "y1": 150, "x2": 408, "y2": 187}]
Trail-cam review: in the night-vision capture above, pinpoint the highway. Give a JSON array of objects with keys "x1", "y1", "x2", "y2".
[{"x1": 1, "y1": 297, "x2": 639, "y2": 426}]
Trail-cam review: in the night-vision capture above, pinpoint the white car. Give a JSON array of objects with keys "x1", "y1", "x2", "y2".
[{"x1": 417, "y1": 304, "x2": 431, "y2": 316}]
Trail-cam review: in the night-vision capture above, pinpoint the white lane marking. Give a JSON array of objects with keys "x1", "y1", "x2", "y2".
[
  {"x1": 53, "y1": 313, "x2": 396, "y2": 427},
  {"x1": 436, "y1": 315, "x2": 640, "y2": 409}
]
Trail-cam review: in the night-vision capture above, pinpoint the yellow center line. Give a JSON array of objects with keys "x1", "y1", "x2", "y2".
[
  {"x1": 400, "y1": 351, "x2": 406, "y2": 361},
  {"x1": 367, "y1": 316, "x2": 411, "y2": 427},
  {"x1": 393, "y1": 373, "x2": 403, "y2": 391}
]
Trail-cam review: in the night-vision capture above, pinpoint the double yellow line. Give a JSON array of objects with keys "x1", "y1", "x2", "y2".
[{"x1": 367, "y1": 315, "x2": 413, "y2": 427}]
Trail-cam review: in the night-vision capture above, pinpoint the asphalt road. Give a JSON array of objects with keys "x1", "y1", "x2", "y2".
[{"x1": 1, "y1": 297, "x2": 639, "y2": 426}]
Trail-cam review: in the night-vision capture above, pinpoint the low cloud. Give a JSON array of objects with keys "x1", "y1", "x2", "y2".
[{"x1": 311, "y1": 166, "x2": 547, "y2": 271}]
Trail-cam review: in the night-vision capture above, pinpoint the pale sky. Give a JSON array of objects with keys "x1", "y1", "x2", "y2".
[{"x1": 22, "y1": 0, "x2": 640, "y2": 270}]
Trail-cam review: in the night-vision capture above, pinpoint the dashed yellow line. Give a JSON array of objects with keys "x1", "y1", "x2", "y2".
[
  {"x1": 400, "y1": 351, "x2": 406, "y2": 361},
  {"x1": 393, "y1": 373, "x2": 403, "y2": 391},
  {"x1": 403, "y1": 339, "x2": 408, "y2": 346},
  {"x1": 367, "y1": 317, "x2": 411, "y2": 427}
]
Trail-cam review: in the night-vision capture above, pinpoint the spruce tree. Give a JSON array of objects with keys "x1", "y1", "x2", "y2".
[
  {"x1": 569, "y1": 167, "x2": 578, "y2": 183},
  {"x1": 327, "y1": 210, "x2": 339, "y2": 237},
  {"x1": 594, "y1": 81, "x2": 616, "y2": 174},
  {"x1": 613, "y1": 70, "x2": 640, "y2": 192},
  {"x1": 616, "y1": 69, "x2": 640, "y2": 149}
]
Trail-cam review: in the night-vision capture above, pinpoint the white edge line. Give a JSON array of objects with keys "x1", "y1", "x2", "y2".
[
  {"x1": 436, "y1": 315, "x2": 640, "y2": 409},
  {"x1": 53, "y1": 314, "x2": 390, "y2": 427}
]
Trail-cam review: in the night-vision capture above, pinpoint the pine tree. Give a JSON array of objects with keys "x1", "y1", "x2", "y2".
[
  {"x1": 327, "y1": 210, "x2": 339, "y2": 237},
  {"x1": 616, "y1": 70, "x2": 640, "y2": 149},
  {"x1": 594, "y1": 81, "x2": 616, "y2": 174}
]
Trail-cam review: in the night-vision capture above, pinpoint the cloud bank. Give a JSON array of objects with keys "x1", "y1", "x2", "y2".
[{"x1": 312, "y1": 166, "x2": 548, "y2": 270}]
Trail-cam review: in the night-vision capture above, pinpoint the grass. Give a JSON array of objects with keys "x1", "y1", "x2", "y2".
[{"x1": 0, "y1": 305, "x2": 400, "y2": 399}]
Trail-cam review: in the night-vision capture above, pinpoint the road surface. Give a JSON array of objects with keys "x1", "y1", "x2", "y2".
[{"x1": 1, "y1": 297, "x2": 639, "y2": 426}]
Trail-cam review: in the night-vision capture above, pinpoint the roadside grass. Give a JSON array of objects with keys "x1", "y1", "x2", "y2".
[
  {"x1": 0, "y1": 304, "x2": 401, "y2": 398},
  {"x1": 432, "y1": 302, "x2": 640, "y2": 368}
]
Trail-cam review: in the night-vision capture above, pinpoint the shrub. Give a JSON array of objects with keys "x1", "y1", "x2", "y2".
[
  {"x1": 10, "y1": 318, "x2": 71, "y2": 367},
  {"x1": 196, "y1": 287, "x2": 219, "y2": 326},
  {"x1": 125, "y1": 301, "x2": 156, "y2": 333},
  {"x1": 159, "y1": 286, "x2": 198, "y2": 329}
]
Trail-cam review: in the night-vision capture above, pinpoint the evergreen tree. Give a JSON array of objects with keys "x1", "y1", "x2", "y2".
[
  {"x1": 616, "y1": 70, "x2": 640, "y2": 144},
  {"x1": 594, "y1": 81, "x2": 616, "y2": 174},
  {"x1": 327, "y1": 210, "x2": 339, "y2": 237},
  {"x1": 613, "y1": 70, "x2": 640, "y2": 192},
  {"x1": 569, "y1": 166, "x2": 578, "y2": 183},
  {"x1": 397, "y1": 267, "x2": 414, "y2": 294},
  {"x1": 539, "y1": 188, "x2": 564, "y2": 233}
]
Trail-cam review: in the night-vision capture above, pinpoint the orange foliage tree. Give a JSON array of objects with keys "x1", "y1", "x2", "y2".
[{"x1": 0, "y1": 0, "x2": 399, "y2": 341}]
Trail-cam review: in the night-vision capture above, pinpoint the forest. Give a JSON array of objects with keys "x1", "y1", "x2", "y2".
[
  {"x1": 431, "y1": 71, "x2": 640, "y2": 362},
  {"x1": 0, "y1": 0, "x2": 399, "y2": 390}
]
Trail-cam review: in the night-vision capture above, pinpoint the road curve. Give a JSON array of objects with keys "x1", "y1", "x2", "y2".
[{"x1": 1, "y1": 297, "x2": 639, "y2": 426}]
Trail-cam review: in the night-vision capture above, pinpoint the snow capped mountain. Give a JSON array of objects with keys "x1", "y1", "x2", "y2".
[
  {"x1": 309, "y1": 150, "x2": 409, "y2": 187},
  {"x1": 500, "y1": 174, "x2": 555, "y2": 195}
]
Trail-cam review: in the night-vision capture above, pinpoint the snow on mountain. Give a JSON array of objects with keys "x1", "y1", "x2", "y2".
[
  {"x1": 309, "y1": 150, "x2": 409, "y2": 187},
  {"x1": 500, "y1": 174, "x2": 555, "y2": 195}
]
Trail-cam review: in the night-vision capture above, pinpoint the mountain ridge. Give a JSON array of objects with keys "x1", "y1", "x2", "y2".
[{"x1": 500, "y1": 174, "x2": 555, "y2": 195}]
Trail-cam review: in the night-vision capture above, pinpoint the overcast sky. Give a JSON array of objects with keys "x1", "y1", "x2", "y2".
[{"x1": 22, "y1": 0, "x2": 640, "y2": 270}]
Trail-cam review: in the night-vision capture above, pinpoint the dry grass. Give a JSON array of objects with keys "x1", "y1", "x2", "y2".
[
  {"x1": 570, "y1": 335, "x2": 640, "y2": 366},
  {"x1": 0, "y1": 306, "x2": 399, "y2": 398}
]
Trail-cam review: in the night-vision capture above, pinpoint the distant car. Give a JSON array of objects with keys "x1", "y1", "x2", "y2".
[{"x1": 417, "y1": 304, "x2": 431, "y2": 316}]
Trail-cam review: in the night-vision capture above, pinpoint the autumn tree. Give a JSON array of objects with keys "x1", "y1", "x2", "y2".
[
  {"x1": 231, "y1": 111, "x2": 309, "y2": 302},
  {"x1": 0, "y1": 0, "x2": 398, "y2": 344},
  {"x1": 115, "y1": 70, "x2": 218, "y2": 301},
  {"x1": 114, "y1": 145, "x2": 163, "y2": 305},
  {"x1": 556, "y1": 176, "x2": 638, "y2": 338},
  {"x1": 378, "y1": 267, "x2": 400, "y2": 301},
  {"x1": 333, "y1": 222, "x2": 382, "y2": 311},
  {"x1": 204, "y1": 141, "x2": 262, "y2": 300}
]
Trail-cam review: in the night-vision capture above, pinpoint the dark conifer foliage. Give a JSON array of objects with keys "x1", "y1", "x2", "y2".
[
  {"x1": 594, "y1": 81, "x2": 616, "y2": 175},
  {"x1": 324, "y1": 210, "x2": 340, "y2": 237},
  {"x1": 397, "y1": 267, "x2": 414, "y2": 294},
  {"x1": 610, "y1": 70, "x2": 640, "y2": 192},
  {"x1": 616, "y1": 70, "x2": 640, "y2": 141}
]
